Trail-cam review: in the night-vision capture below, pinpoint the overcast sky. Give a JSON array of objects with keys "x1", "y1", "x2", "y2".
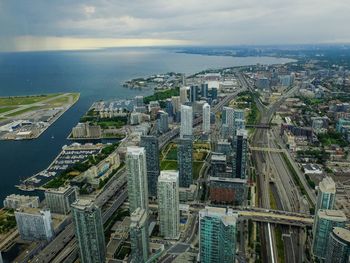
[{"x1": 0, "y1": 0, "x2": 349, "y2": 51}]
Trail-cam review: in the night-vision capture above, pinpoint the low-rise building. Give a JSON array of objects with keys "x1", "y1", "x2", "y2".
[
  {"x1": 209, "y1": 177, "x2": 247, "y2": 206},
  {"x1": 3, "y1": 194, "x2": 39, "y2": 209}
]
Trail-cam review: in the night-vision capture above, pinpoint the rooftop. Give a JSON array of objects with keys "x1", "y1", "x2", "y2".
[
  {"x1": 71, "y1": 199, "x2": 95, "y2": 210},
  {"x1": 332, "y1": 227, "x2": 350, "y2": 243},
  {"x1": 199, "y1": 206, "x2": 238, "y2": 226},
  {"x1": 126, "y1": 146, "x2": 145, "y2": 155},
  {"x1": 318, "y1": 209, "x2": 347, "y2": 221},
  {"x1": 319, "y1": 176, "x2": 336, "y2": 193},
  {"x1": 159, "y1": 171, "x2": 179, "y2": 182}
]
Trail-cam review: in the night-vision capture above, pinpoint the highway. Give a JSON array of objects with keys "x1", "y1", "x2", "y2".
[
  {"x1": 26, "y1": 170, "x2": 128, "y2": 263},
  {"x1": 237, "y1": 72, "x2": 308, "y2": 263}
]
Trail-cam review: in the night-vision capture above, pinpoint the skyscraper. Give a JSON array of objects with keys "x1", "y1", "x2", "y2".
[
  {"x1": 45, "y1": 186, "x2": 78, "y2": 214},
  {"x1": 201, "y1": 83, "x2": 209, "y2": 98},
  {"x1": 232, "y1": 129, "x2": 248, "y2": 179},
  {"x1": 156, "y1": 110, "x2": 169, "y2": 134},
  {"x1": 199, "y1": 206, "x2": 237, "y2": 263},
  {"x1": 140, "y1": 136, "x2": 160, "y2": 198},
  {"x1": 190, "y1": 85, "x2": 199, "y2": 102},
  {"x1": 180, "y1": 105, "x2": 193, "y2": 138},
  {"x1": 180, "y1": 86, "x2": 188, "y2": 104},
  {"x1": 71, "y1": 199, "x2": 106, "y2": 263},
  {"x1": 325, "y1": 227, "x2": 350, "y2": 263},
  {"x1": 15, "y1": 208, "x2": 53, "y2": 241},
  {"x1": 316, "y1": 176, "x2": 336, "y2": 212},
  {"x1": 130, "y1": 208, "x2": 149, "y2": 263},
  {"x1": 157, "y1": 171, "x2": 180, "y2": 239},
  {"x1": 126, "y1": 146, "x2": 149, "y2": 214},
  {"x1": 203, "y1": 103, "x2": 210, "y2": 134},
  {"x1": 312, "y1": 209, "x2": 347, "y2": 260},
  {"x1": 222, "y1": 106, "x2": 234, "y2": 135},
  {"x1": 177, "y1": 138, "x2": 193, "y2": 187}
]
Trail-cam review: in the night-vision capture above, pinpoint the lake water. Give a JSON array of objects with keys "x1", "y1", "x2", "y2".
[{"x1": 0, "y1": 48, "x2": 293, "y2": 203}]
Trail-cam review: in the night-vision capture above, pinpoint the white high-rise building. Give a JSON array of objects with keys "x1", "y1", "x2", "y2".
[
  {"x1": 180, "y1": 86, "x2": 188, "y2": 104},
  {"x1": 316, "y1": 176, "x2": 336, "y2": 213},
  {"x1": 15, "y1": 208, "x2": 53, "y2": 241},
  {"x1": 126, "y1": 146, "x2": 149, "y2": 214},
  {"x1": 180, "y1": 105, "x2": 193, "y2": 138},
  {"x1": 157, "y1": 171, "x2": 180, "y2": 239},
  {"x1": 202, "y1": 103, "x2": 210, "y2": 134}
]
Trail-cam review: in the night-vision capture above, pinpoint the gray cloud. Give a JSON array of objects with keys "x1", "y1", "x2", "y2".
[{"x1": 0, "y1": 0, "x2": 349, "y2": 51}]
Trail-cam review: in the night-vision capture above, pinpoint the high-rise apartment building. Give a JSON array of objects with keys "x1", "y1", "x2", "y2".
[
  {"x1": 126, "y1": 146, "x2": 149, "y2": 214},
  {"x1": 325, "y1": 227, "x2": 350, "y2": 263},
  {"x1": 15, "y1": 208, "x2": 53, "y2": 241},
  {"x1": 199, "y1": 206, "x2": 237, "y2": 263},
  {"x1": 157, "y1": 171, "x2": 180, "y2": 239},
  {"x1": 316, "y1": 176, "x2": 336, "y2": 212},
  {"x1": 201, "y1": 83, "x2": 209, "y2": 98},
  {"x1": 312, "y1": 209, "x2": 347, "y2": 260},
  {"x1": 190, "y1": 85, "x2": 199, "y2": 102},
  {"x1": 177, "y1": 138, "x2": 193, "y2": 187},
  {"x1": 140, "y1": 136, "x2": 160, "y2": 198},
  {"x1": 71, "y1": 199, "x2": 106, "y2": 263},
  {"x1": 156, "y1": 110, "x2": 169, "y2": 134},
  {"x1": 202, "y1": 103, "x2": 210, "y2": 134},
  {"x1": 232, "y1": 129, "x2": 248, "y2": 179},
  {"x1": 130, "y1": 208, "x2": 149, "y2": 263},
  {"x1": 180, "y1": 86, "x2": 188, "y2": 104},
  {"x1": 45, "y1": 186, "x2": 78, "y2": 214},
  {"x1": 180, "y1": 105, "x2": 193, "y2": 138}
]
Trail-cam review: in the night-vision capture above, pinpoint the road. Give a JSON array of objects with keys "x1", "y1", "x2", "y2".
[
  {"x1": 25, "y1": 169, "x2": 128, "y2": 263},
  {"x1": 237, "y1": 72, "x2": 307, "y2": 263}
]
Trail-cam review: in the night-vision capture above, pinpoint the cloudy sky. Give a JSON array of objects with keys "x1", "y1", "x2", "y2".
[{"x1": 0, "y1": 0, "x2": 349, "y2": 51}]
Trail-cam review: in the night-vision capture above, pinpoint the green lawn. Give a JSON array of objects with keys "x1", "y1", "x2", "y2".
[
  {"x1": 165, "y1": 147, "x2": 178, "y2": 160},
  {"x1": 0, "y1": 106, "x2": 17, "y2": 114},
  {"x1": 160, "y1": 160, "x2": 178, "y2": 170},
  {"x1": 193, "y1": 161, "x2": 204, "y2": 179},
  {"x1": 0, "y1": 94, "x2": 60, "y2": 106},
  {"x1": 5, "y1": 106, "x2": 41, "y2": 117}
]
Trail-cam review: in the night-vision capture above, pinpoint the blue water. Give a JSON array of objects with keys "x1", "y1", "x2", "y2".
[{"x1": 0, "y1": 48, "x2": 293, "y2": 203}]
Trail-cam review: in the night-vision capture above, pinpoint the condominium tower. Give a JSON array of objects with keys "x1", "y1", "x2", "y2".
[
  {"x1": 130, "y1": 208, "x2": 149, "y2": 263},
  {"x1": 180, "y1": 105, "x2": 193, "y2": 138},
  {"x1": 71, "y1": 199, "x2": 106, "y2": 263},
  {"x1": 157, "y1": 171, "x2": 180, "y2": 239},
  {"x1": 202, "y1": 103, "x2": 211, "y2": 134},
  {"x1": 199, "y1": 206, "x2": 238, "y2": 263},
  {"x1": 140, "y1": 136, "x2": 160, "y2": 197},
  {"x1": 126, "y1": 146, "x2": 149, "y2": 213}
]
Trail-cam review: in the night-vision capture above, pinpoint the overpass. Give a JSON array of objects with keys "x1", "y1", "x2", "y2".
[
  {"x1": 249, "y1": 146, "x2": 285, "y2": 153},
  {"x1": 238, "y1": 211, "x2": 313, "y2": 227},
  {"x1": 246, "y1": 123, "x2": 271, "y2": 129}
]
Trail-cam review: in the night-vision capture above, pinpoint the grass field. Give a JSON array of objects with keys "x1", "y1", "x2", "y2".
[
  {"x1": 0, "y1": 107, "x2": 16, "y2": 114},
  {"x1": 6, "y1": 106, "x2": 41, "y2": 117},
  {"x1": 0, "y1": 93, "x2": 79, "y2": 118},
  {"x1": 160, "y1": 160, "x2": 178, "y2": 170},
  {"x1": 0, "y1": 94, "x2": 60, "y2": 106},
  {"x1": 193, "y1": 161, "x2": 204, "y2": 179}
]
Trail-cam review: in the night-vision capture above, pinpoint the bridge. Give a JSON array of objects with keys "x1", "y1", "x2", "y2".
[
  {"x1": 246, "y1": 123, "x2": 271, "y2": 129},
  {"x1": 249, "y1": 146, "x2": 285, "y2": 153},
  {"x1": 238, "y1": 211, "x2": 313, "y2": 227}
]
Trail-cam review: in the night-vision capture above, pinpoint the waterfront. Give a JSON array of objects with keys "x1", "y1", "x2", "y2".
[{"x1": 0, "y1": 48, "x2": 293, "y2": 203}]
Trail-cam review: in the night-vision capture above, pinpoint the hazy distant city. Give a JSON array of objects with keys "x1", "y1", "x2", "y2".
[{"x1": 1, "y1": 1, "x2": 350, "y2": 263}]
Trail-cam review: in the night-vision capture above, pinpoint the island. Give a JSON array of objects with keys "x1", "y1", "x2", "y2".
[{"x1": 0, "y1": 93, "x2": 79, "y2": 140}]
